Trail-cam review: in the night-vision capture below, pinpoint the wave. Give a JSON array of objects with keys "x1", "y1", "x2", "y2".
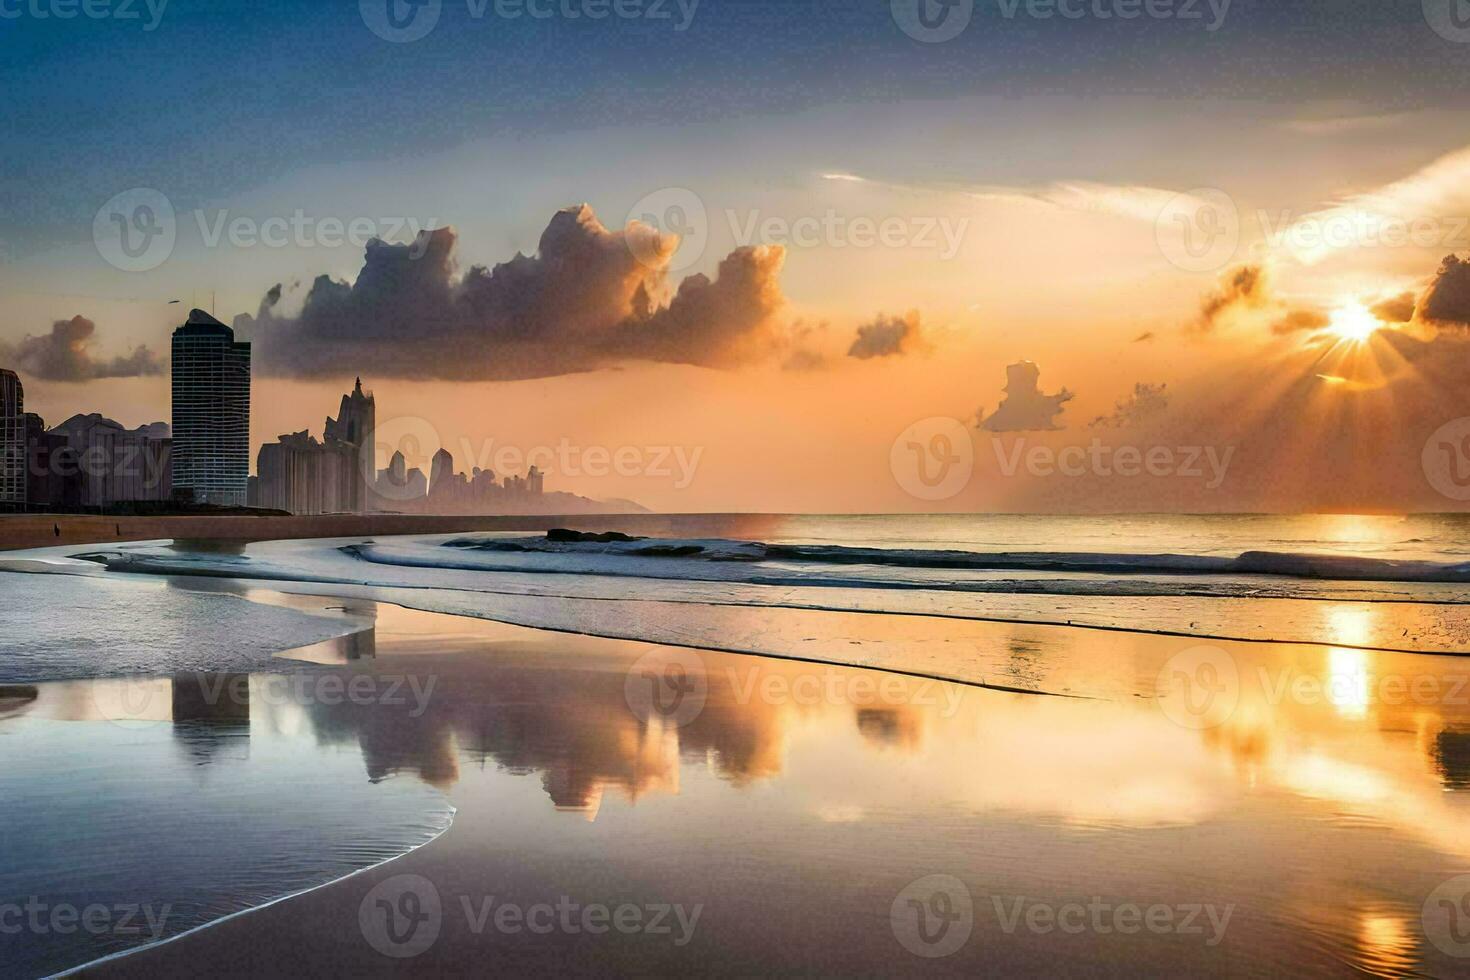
[{"x1": 435, "y1": 531, "x2": 1470, "y2": 584}]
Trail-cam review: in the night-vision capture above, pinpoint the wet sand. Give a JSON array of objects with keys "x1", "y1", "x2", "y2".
[{"x1": 35, "y1": 600, "x2": 1470, "y2": 977}]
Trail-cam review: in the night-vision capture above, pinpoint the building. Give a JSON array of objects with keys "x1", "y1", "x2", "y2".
[
  {"x1": 171, "y1": 310, "x2": 250, "y2": 506},
  {"x1": 0, "y1": 369, "x2": 22, "y2": 509},
  {"x1": 254, "y1": 380, "x2": 376, "y2": 515},
  {"x1": 255, "y1": 431, "x2": 358, "y2": 515},
  {"x1": 48, "y1": 414, "x2": 171, "y2": 506},
  {"x1": 323, "y1": 377, "x2": 375, "y2": 512},
  {"x1": 23, "y1": 413, "x2": 78, "y2": 509}
]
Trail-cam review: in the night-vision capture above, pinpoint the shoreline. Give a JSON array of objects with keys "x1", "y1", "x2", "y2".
[{"x1": 0, "y1": 513, "x2": 654, "y2": 553}]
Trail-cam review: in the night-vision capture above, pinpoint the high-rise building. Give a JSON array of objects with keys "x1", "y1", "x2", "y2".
[
  {"x1": 323, "y1": 377, "x2": 375, "y2": 513},
  {"x1": 171, "y1": 310, "x2": 250, "y2": 506},
  {"x1": 0, "y1": 369, "x2": 23, "y2": 509}
]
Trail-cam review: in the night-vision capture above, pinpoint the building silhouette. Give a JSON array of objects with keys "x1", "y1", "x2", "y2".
[
  {"x1": 324, "y1": 377, "x2": 375, "y2": 512},
  {"x1": 171, "y1": 310, "x2": 250, "y2": 506},
  {"x1": 0, "y1": 369, "x2": 22, "y2": 510},
  {"x1": 48, "y1": 414, "x2": 171, "y2": 505},
  {"x1": 253, "y1": 379, "x2": 376, "y2": 515}
]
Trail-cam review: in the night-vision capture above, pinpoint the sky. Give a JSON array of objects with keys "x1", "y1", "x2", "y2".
[{"x1": 5, "y1": 0, "x2": 1470, "y2": 513}]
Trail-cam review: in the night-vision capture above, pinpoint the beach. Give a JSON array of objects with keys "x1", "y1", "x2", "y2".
[{"x1": 4, "y1": 515, "x2": 1470, "y2": 975}]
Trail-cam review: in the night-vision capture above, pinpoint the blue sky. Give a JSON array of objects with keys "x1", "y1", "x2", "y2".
[{"x1": 4, "y1": 0, "x2": 1469, "y2": 257}]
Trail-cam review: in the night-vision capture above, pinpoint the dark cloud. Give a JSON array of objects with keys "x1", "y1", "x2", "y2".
[
  {"x1": 847, "y1": 311, "x2": 922, "y2": 360},
  {"x1": 0, "y1": 315, "x2": 164, "y2": 381},
  {"x1": 978, "y1": 360, "x2": 1074, "y2": 432},
  {"x1": 1417, "y1": 255, "x2": 1470, "y2": 327},
  {"x1": 1195, "y1": 264, "x2": 1266, "y2": 332},
  {"x1": 1090, "y1": 382, "x2": 1169, "y2": 429},
  {"x1": 237, "y1": 205, "x2": 788, "y2": 380},
  {"x1": 1270, "y1": 308, "x2": 1330, "y2": 335},
  {"x1": 1370, "y1": 291, "x2": 1416, "y2": 324}
]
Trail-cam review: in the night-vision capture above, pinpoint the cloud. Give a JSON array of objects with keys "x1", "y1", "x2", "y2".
[
  {"x1": 238, "y1": 204, "x2": 789, "y2": 380},
  {"x1": 1417, "y1": 254, "x2": 1470, "y2": 328},
  {"x1": 782, "y1": 320, "x2": 831, "y2": 371},
  {"x1": 969, "y1": 182, "x2": 1206, "y2": 225},
  {"x1": 848, "y1": 311, "x2": 922, "y2": 360},
  {"x1": 978, "y1": 360, "x2": 1074, "y2": 432},
  {"x1": 1270, "y1": 308, "x2": 1330, "y2": 335},
  {"x1": 1272, "y1": 145, "x2": 1470, "y2": 265},
  {"x1": 0, "y1": 315, "x2": 164, "y2": 381},
  {"x1": 1090, "y1": 382, "x2": 1169, "y2": 429},
  {"x1": 1370, "y1": 291, "x2": 1417, "y2": 324},
  {"x1": 1133, "y1": 331, "x2": 1155, "y2": 343},
  {"x1": 1195, "y1": 264, "x2": 1267, "y2": 331}
]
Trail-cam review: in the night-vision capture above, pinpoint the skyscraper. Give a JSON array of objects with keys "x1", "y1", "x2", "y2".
[
  {"x1": 0, "y1": 368, "x2": 23, "y2": 510},
  {"x1": 171, "y1": 310, "x2": 250, "y2": 506},
  {"x1": 323, "y1": 377, "x2": 375, "y2": 513}
]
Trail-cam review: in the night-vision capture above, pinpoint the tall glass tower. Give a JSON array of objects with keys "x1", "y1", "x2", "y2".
[
  {"x1": 171, "y1": 310, "x2": 250, "y2": 506},
  {"x1": 0, "y1": 368, "x2": 23, "y2": 510}
]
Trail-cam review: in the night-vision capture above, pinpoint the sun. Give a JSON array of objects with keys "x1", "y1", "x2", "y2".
[{"x1": 1327, "y1": 301, "x2": 1380, "y2": 344}]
